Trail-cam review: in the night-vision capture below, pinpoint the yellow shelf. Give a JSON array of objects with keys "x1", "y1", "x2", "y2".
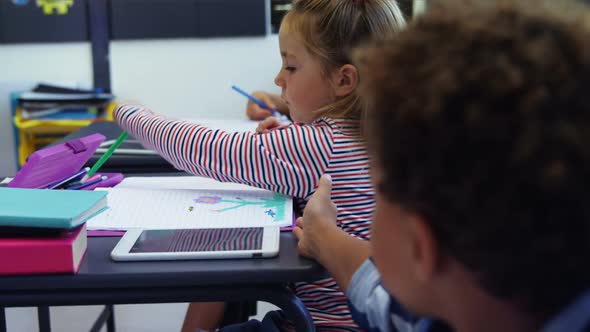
[{"x1": 13, "y1": 103, "x2": 116, "y2": 166}]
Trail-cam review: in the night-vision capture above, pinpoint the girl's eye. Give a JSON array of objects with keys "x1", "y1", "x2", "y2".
[{"x1": 285, "y1": 66, "x2": 296, "y2": 72}]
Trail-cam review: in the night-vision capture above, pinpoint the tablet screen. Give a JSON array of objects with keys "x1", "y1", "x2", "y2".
[{"x1": 130, "y1": 228, "x2": 264, "y2": 253}]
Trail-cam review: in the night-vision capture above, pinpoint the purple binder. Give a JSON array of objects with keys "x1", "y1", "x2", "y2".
[{"x1": 9, "y1": 133, "x2": 121, "y2": 189}]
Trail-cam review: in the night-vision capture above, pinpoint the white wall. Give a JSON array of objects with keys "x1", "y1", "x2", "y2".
[
  {"x1": 111, "y1": 36, "x2": 281, "y2": 118},
  {"x1": 0, "y1": 36, "x2": 282, "y2": 175}
]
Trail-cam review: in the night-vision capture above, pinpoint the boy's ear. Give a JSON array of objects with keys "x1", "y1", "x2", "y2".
[
  {"x1": 408, "y1": 213, "x2": 440, "y2": 282},
  {"x1": 332, "y1": 64, "x2": 358, "y2": 97}
]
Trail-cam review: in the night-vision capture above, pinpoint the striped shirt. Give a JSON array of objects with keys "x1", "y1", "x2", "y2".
[{"x1": 115, "y1": 105, "x2": 375, "y2": 331}]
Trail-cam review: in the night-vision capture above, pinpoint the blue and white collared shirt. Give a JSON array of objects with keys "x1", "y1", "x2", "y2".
[{"x1": 347, "y1": 259, "x2": 590, "y2": 332}]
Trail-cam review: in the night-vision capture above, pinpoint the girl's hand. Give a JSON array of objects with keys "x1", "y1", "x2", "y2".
[
  {"x1": 246, "y1": 91, "x2": 276, "y2": 120},
  {"x1": 256, "y1": 116, "x2": 282, "y2": 134}
]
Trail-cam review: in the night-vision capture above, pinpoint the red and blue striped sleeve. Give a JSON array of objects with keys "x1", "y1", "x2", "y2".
[{"x1": 114, "y1": 104, "x2": 334, "y2": 198}]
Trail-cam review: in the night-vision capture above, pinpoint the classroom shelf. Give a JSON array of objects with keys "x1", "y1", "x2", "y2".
[{"x1": 12, "y1": 103, "x2": 116, "y2": 167}]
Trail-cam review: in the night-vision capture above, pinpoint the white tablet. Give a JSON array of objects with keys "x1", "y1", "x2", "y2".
[{"x1": 111, "y1": 226, "x2": 280, "y2": 261}]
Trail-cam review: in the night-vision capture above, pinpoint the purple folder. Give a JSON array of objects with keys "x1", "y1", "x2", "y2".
[{"x1": 8, "y1": 133, "x2": 122, "y2": 190}]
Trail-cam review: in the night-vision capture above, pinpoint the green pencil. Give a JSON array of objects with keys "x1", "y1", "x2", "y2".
[{"x1": 83, "y1": 131, "x2": 129, "y2": 182}]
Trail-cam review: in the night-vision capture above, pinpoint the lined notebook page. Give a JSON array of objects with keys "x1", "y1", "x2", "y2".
[{"x1": 87, "y1": 187, "x2": 293, "y2": 230}]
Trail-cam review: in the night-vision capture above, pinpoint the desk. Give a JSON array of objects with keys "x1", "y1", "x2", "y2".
[
  {"x1": 6, "y1": 122, "x2": 325, "y2": 332},
  {"x1": 0, "y1": 234, "x2": 325, "y2": 332}
]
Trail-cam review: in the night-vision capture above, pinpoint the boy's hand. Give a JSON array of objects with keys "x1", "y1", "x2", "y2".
[
  {"x1": 294, "y1": 174, "x2": 370, "y2": 292},
  {"x1": 293, "y1": 174, "x2": 340, "y2": 261},
  {"x1": 256, "y1": 117, "x2": 282, "y2": 134},
  {"x1": 246, "y1": 91, "x2": 276, "y2": 120}
]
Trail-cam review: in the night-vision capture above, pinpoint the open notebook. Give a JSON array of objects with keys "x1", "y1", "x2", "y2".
[{"x1": 86, "y1": 177, "x2": 293, "y2": 230}]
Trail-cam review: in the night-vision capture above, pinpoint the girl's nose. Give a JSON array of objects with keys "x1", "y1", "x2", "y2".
[{"x1": 274, "y1": 71, "x2": 284, "y2": 88}]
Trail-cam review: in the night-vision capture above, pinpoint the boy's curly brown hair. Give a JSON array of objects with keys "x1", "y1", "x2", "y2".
[{"x1": 357, "y1": 0, "x2": 590, "y2": 317}]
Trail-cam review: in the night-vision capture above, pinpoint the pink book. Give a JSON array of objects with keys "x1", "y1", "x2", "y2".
[{"x1": 0, "y1": 224, "x2": 87, "y2": 275}]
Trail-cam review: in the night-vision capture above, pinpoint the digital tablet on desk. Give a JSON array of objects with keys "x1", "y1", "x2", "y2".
[{"x1": 111, "y1": 226, "x2": 280, "y2": 261}]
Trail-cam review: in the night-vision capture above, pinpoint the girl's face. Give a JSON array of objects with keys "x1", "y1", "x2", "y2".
[{"x1": 274, "y1": 28, "x2": 337, "y2": 123}]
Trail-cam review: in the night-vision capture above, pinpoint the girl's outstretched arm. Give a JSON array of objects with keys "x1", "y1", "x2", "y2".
[{"x1": 115, "y1": 104, "x2": 338, "y2": 199}]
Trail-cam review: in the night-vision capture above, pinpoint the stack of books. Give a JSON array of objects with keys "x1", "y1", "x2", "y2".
[
  {"x1": 17, "y1": 83, "x2": 114, "y2": 120},
  {"x1": 0, "y1": 187, "x2": 108, "y2": 275}
]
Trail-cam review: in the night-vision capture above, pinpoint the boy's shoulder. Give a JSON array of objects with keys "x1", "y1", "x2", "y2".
[
  {"x1": 424, "y1": 289, "x2": 590, "y2": 332},
  {"x1": 541, "y1": 289, "x2": 590, "y2": 332},
  {"x1": 411, "y1": 290, "x2": 590, "y2": 332}
]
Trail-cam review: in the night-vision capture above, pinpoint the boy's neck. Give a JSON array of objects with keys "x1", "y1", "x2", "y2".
[{"x1": 435, "y1": 265, "x2": 543, "y2": 332}]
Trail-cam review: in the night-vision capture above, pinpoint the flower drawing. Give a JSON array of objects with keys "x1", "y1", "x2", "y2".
[{"x1": 193, "y1": 196, "x2": 222, "y2": 204}]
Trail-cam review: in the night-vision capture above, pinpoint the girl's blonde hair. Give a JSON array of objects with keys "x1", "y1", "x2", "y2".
[{"x1": 281, "y1": 0, "x2": 406, "y2": 119}]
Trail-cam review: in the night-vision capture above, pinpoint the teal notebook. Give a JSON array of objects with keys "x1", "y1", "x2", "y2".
[{"x1": 0, "y1": 188, "x2": 108, "y2": 229}]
